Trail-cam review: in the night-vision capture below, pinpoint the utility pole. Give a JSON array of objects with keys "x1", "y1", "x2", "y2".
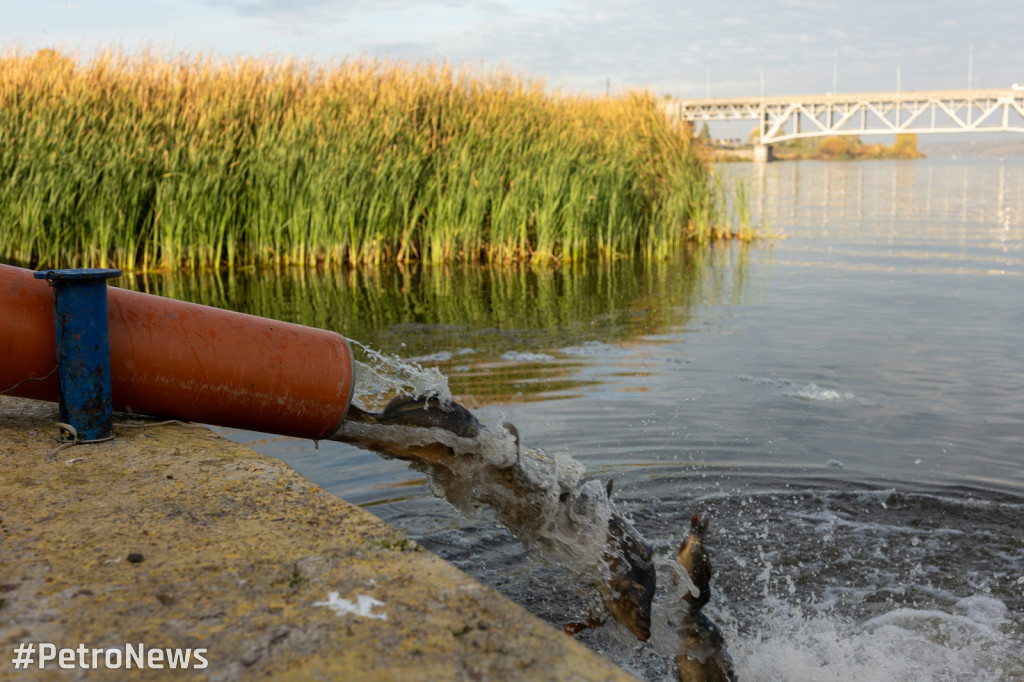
[
  {"x1": 968, "y1": 44, "x2": 974, "y2": 91},
  {"x1": 832, "y1": 49, "x2": 838, "y2": 94},
  {"x1": 967, "y1": 45, "x2": 974, "y2": 125},
  {"x1": 759, "y1": 70, "x2": 766, "y2": 145},
  {"x1": 896, "y1": 67, "x2": 902, "y2": 127}
]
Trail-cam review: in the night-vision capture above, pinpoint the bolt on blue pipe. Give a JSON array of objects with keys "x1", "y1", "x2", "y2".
[{"x1": 34, "y1": 268, "x2": 122, "y2": 443}]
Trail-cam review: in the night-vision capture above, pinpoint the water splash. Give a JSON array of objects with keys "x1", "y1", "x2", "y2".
[
  {"x1": 336, "y1": 415, "x2": 616, "y2": 577},
  {"x1": 724, "y1": 593, "x2": 1018, "y2": 682},
  {"x1": 331, "y1": 374, "x2": 653, "y2": 637},
  {"x1": 348, "y1": 338, "x2": 452, "y2": 410},
  {"x1": 339, "y1": 340, "x2": 620, "y2": 576},
  {"x1": 414, "y1": 428, "x2": 656, "y2": 641}
]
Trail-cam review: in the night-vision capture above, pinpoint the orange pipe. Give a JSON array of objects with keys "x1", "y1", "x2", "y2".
[{"x1": 1, "y1": 264, "x2": 354, "y2": 440}]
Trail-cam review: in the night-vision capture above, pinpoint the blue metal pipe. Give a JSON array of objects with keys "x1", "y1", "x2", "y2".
[{"x1": 33, "y1": 268, "x2": 122, "y2": 443}]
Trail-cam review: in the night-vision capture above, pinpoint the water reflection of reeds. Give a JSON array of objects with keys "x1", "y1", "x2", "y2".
[{"x1": 119, "y1": 246, "x2": 752, "y2": 404}]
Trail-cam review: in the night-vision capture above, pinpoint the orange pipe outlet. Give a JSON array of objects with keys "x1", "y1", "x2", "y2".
[{"x1": 1, "y1": 264, "x2": 354, "y2": 440}]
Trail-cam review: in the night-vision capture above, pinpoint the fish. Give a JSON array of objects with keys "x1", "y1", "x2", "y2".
[
  {"x1": 346, "y1": 395, "x2": 481, "y2": 438},
  {"x1": 332, "y1": 395, "x2": 656, "y2": 641},
  {"x1": 675, "y1": 515, "x2": 736, "y2": 682},
  {"x1": 677, "y1": 514, "x2": 712, "y2": 610},
  {"x1": 336, "y1": 396, "x2": 494, "y2": 469},
  {"x1": 564, "y1": 480, "x2": 655, "y2": 641},
  {"x1": 676, "y1": 610, "x2": 734, "y2": 682},
  {"x1": 604, "y1": 502, "x2": 656, "y2": 640}
]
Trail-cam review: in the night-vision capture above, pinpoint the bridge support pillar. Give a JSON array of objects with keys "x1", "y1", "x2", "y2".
[{"x1": 754, "y1": 144, "x2": 775, "y2": 162}]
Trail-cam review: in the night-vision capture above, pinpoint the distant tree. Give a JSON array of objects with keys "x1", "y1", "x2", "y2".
[
  {"x1": 892, "y1": 133, "x2": 924, "y2": 159},
  {"x1": 763, "y1": 132, "x2": 924, "y2": 161},
  {"x1": 698, "y1": 123, "x2": 712, "y2": 144},
  {"x1": 817, "y1": 135, "x2": 861, "y2": 159}
]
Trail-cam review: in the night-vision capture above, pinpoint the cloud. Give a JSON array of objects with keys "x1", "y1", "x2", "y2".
[
  {"x1": 206, "y1": 0, "x2": 466, "y2": 34},
  {"x1": 209, "y1": 0, "x2": 428, "y2": 20},
  {"x1": 6, "y1": 0, "x2": 1024, "y2": 97},
  {"x1": 174, "y1": 0, "x2": 1023, "y2": 96}
]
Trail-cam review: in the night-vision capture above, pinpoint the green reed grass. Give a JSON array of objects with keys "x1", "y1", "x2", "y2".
[{"x1": 1, "y1": 48, "x2": 735, "y2": 271}]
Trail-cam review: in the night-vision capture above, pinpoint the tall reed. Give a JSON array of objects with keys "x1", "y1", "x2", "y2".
[{"x1": 0, "y1": 48, "x2": 732, "y2": 271}]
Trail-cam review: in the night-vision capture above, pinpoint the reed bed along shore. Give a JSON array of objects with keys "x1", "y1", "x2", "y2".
[{"x1": 0, "y1": 48, "x2": 740, "y2": 271}]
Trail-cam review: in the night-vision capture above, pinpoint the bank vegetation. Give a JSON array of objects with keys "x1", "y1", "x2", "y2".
[
  {"x1": 0, "y1": 49, "x2": 742, "y2": 272},
  {"x1": 769, "y1": 134, "x2": 925, "y2": 161}
]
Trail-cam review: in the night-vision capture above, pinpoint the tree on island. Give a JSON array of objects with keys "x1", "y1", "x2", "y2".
[{"x1": 765, "y1": 133, "x2": 924, "y2": 160}]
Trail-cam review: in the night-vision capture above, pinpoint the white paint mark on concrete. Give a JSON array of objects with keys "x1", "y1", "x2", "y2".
[{"x1": 313, "y1": 592, "x2": 387, "y2": 621}]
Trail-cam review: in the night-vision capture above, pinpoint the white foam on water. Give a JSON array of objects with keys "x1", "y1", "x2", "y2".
[
  {"x1": 501, "y1": 350, "x2": 555, "y2": 363},
  {"x1": 560, "y1": 341, "x2": 621, "y2": 357},
  {"x1": 727, "y1": 593, "x2": 1018, "y2": 682},
  {"x1": 738, "y1": 375, "x2": 874, "y2": 405},
  {"x1": 406, "y1": 350, "x2": 454, "y2": 363},
  {"x1": 613, "y1": 484, "x2": 1024, "y2": 681},
  {"x1": 403, "y1": 348, "x2": 477, "y2": 364}
]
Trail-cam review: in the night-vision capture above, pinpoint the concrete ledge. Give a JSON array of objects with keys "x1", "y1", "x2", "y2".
[{"x1": 0, "y1": 396, "x2": 635, "y2": 680}]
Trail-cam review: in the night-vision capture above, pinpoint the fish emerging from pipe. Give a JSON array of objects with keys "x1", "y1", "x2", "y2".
[
  {"x1": 675, "y1": 515, "x2": 736, "y2": 682},
  {"x1": 345, "y1": 396, "x2": 482, "y2": 439},
  {"x1": 333, "y1": 395, "x2": 656, "y2": 641},
  {"x1": 563, "y1": 479, "x2": 656, "y2": 642}
]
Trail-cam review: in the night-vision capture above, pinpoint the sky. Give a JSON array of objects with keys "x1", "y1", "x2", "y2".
[{"x1": 5, "y1": 0, "x2": 1024, "y2": 100}]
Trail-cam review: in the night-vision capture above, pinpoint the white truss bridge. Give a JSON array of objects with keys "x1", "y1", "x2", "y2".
[{"x1": 665, "y1": 89, "x2": 1024, "y2": 147}]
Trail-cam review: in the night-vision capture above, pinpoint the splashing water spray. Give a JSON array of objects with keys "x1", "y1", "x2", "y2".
[{"x1": 347, "y1": 338, "x2": 452, "y2": 410}]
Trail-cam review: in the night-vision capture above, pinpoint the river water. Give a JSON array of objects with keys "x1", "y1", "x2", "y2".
[{"x1": 127, "y1": 157, "x2": 1024, "y2": 680}]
